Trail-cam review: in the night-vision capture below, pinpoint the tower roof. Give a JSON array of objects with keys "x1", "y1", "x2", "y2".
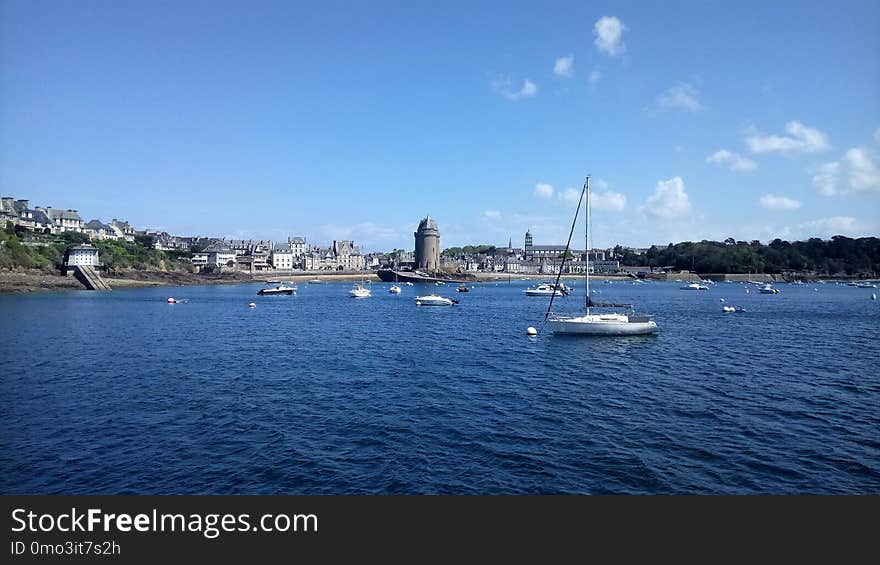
[{"x1": 417, "y1": 216, "x2": 439, "y2": 232}]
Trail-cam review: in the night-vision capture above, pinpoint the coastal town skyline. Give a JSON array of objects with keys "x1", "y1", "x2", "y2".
[{"x1": 2, "y1": 1, "x2": 879, "y2": 249}]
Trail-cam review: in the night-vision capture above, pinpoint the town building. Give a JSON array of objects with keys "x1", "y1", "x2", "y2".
[
  {"x1": 83, "y1": 220, "x2": 118, "y2": 240},
  {"x1": 287, "y1": 236, "x2": 307, "y2": 259},
  {"x1": 271, "y1": 243, "x2": 296, "y2": 270}
]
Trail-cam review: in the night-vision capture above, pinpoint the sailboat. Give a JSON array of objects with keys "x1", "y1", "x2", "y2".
[
  {"x1": 546, "y1": 176, "x2": 659, "y2": 336},
  {"x1": 349, "y1": 276, "x2": 371, "y2": 298},
  {"x1": 389, "y1": 271, "x2": 402, "y2": 294}
]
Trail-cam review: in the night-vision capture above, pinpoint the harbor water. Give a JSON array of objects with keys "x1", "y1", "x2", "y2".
[{"x1": 1, "y1": 280, "x2": 878, "y2": 494}]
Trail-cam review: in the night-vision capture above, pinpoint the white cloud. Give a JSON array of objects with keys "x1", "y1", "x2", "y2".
[
  {"x1": 534, "y1": 183, "x2": 554, "y2": 198},
  {"x1": 588, "y1": 69, "x2": 601, "y2": 83},
  {"x1": 746, "y1": 121, "x2": 830, "y2": 154},
  {"x1": 553, "y1": 54, "x2": 574, "y2": 78},
  {"x1": 658, "y1": 83, "x2": 704, "y2": 111},
  {"x1": 759, "y1": 194, "x2": 801, "y2": 210},
  {"x1": 798, "y1": 216, "x2": 868, "y2": 238},
  {"x1": 494, "y1": 76, "x2": 537, "y2": 101},
  {"x1": 706, "y1": 149, "x2": 757, "y2": 172},
  {"x1": 812, "y1": 146, "x2": 880, "y2": 195},
  {"x1": 559, "y1": 187, "x2": 581, "y2": 204},
  {"x1": 640, "y1": 177, "x2": 692, "y2": 219},
  {"x1": 843, "y1": 147, "x2": 880, "y2": 192},
  {"x1": 812, "y1": 161, "x2": 840, "y2": 196},
  {"x1": 483, "y1": 210, "x2": 501, "y2": 220},
  {"x1": 592, "y1": 191, "x2": 627, "y2": 211},
  {"x1": 594, "y1": 16, "x2": 627, "y2": 56}
]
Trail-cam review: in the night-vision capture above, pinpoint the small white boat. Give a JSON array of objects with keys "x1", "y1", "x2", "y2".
[
  {"x1": 389, "y1": 285, "x2": 402, "y2": 294},
  {"x1": 722, "y1": 305, "x2": 746, "y2": 313},
  {"x1": 349, "y1": 283, "x2": 371, "y2": 298},
  {"x1": 680, "y1": 283, "x2": 708, "y2": 291},
  {"x1": 258, "y1": 284, "x2": 296, "y2": 295},
  {"x1": 759, "y1": 284, "x2": 780, "y2": 294},
  {"x1": 307, "y1": 278, "x2": 324, "y2": 284},
  {"x1": 405, "y1": 282, "x2": 414, "y2": 286},
  {"x1": 525, "y1": 283, "x2": 568, "y2": 296},
  {"x1": 415, "y1": 294, "x2": 457, "y2": 306}
]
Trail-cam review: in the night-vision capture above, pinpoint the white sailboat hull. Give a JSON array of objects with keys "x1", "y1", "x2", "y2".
[
  {"x1": 548, "y1": 314, "x2": 658, "y2": 336},
  {"x1": 415, "y1": 295, "x2": 455, "y2": 306}
]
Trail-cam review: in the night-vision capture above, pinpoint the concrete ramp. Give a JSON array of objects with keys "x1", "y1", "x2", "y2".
[{"x1": 73, "y1": 265, "x2": 112, "y2": 290}]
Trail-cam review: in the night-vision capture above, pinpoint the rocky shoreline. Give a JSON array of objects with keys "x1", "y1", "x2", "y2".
[{"x1": 0, "y1": 269, "x2": 384, "y2": 293}]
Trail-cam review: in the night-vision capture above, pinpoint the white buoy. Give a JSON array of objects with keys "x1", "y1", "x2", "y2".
[
  {"x1": 526, "y1": 327, "x2": 538, "y2": 336},
  {"x1": 167, "y1": 297, "x2": 176, "y2": 304},
  {"x1": 745, "y1": 288, "x2": 750, "y2": 294},
  {"x1": 872, "y1": 293, "x2": 877, "y2": 301},
  {"x1": 719, "y1": 298, "x2": 725, "y2": 303},
  {"x1": 249, "y1": 302, "x2": 256, "y2": 308}
]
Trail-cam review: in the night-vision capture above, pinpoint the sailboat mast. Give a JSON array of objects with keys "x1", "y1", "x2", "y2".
[{"x1": 585, "y1": 175, "x2": 590, "y2": 315}]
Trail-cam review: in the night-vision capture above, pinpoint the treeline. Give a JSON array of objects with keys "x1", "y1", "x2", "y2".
[
  {"x1": 633, "y1": 237, "x2": 880, "y2": 275},
  {"x1": 442, "y1": 245, "x2": 498, "y2": 257},
  {"x1": 0, "y1": 224, "x2": 191, "y2": 273}
]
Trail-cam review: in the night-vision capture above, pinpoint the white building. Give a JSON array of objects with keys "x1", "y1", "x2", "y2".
[
  {"x1": 287, "y1": 236, "x2": 307, "y2": 259},
  {"x1": 271, "y1": 244, "x2": 296, "y2": 270},
  {"x1": 204, "y1": 244, "x2": 237, "y2": 268},
  {"x1": 43, "y1": 207, "x2": 83, "y2": 233},
  {"x1": 64, "y1": 244, "x2": 100, "y2": 268}
]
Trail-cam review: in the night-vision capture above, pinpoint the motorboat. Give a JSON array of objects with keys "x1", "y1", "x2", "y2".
[
  {"x1": 415, "y1": 294, "x2": 457, "y2": 306},
  {"x1": 545, "y1": 176, "x2": 658, "y2": 336},
  {"x1": 307, "y1": 278, "x2": 324, "y2": 284},
  {"x1": 257, "y1": 284, "x2": 296, "y2": 295},
  {"x1": 759, "y1": 284, "x2": 780, "y2": 294},
  {"x1": 722, "y1": 305, "x2": 746, "y2": 313},
  {"x1": 349, "y1": 282, "x2": 371, "y2": 298},
  {"x1": 457, "y1": 284, "x2": 469, "y2": 293},
  {"x1": 389, "y1": 285, "x2": 402, "y2": 294},
  {"x1": 680, "y1": 283, "x2": 708, "y2": 291},
  {"x1": 525, "y1": 283, "x2": 567, "y2": 296}
]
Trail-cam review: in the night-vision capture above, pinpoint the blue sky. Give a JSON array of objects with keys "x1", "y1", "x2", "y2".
[{"x1": 2, "y1": 0, "x2": 878, "y2": 250}]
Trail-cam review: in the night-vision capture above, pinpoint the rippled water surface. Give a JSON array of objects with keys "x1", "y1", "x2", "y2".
[{"x1": 1, "y1": 280, "x2": 878, "y2": 494}]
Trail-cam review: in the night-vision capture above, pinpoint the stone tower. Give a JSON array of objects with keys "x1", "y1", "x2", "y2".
[
  {"x1": 524, "y1": 230, "x2": 533, "y2": 261},
  {"x1": 414, "y1": 216, "x2": 440, "y2": 272}
]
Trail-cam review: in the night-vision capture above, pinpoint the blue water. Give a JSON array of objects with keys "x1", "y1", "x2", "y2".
[{"x1": 1, "y1": 280, "x2": 878, "y2": 494}]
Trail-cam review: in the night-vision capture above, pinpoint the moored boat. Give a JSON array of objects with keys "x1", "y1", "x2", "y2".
[
  {"x1": 257, "y1": 284, "x2": 296, "y2": 295},
  {"x1": 415, "y1": 294, "x2": 457, "y2": 306},
  {"x1": 545, "y1": 175, "x2": 658, "y2": 336}
]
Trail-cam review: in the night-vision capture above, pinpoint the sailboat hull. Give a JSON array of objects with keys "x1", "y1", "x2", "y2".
[{"x1": 548, "y1": 314, "x2": 658, "y2": 336}]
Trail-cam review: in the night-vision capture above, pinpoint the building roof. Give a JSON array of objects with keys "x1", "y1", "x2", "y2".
[
  {"x1": 85, "y1": 219, "x2": 113, "y2": 230},
  {"x1": 417, "y1": 216, "x2": 439, "y2": 233},
  {"x1": 46, "y1": 208, "x2": 82, "y2": 221}
]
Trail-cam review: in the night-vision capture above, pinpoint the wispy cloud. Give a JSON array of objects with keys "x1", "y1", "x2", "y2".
[
  {"x1": 759, "y1": 194, "x2": 801, "y2": 210},
  {"x1": 797, "y1": 216, "x2": 872, "y2": 238},
  {"x1": 493, "y1": 75, "x2": 537, "y2": 101},
  {"x1": 483, "y1": 210, "x2": 501, "y2": 220},
  {"x1": 746, "y1": 121, "x2": 830, "y2": 154},
  {"x1": 588, "y1": 69, "x2": 601, "y2": 83},
  {"x1": 658, "y1": 83, "x2": 705, "y2": 111},
  {"x1": 594, "y1": 16, "x2": 627, "y2": 56},
  {"x1": 640, "y1": 177, "x2": 692, "y2": 219},
  {"x1": 534, "y1": 183, "x2": 554, "y2": 198},
  {"x1": 812, "y1": 145, "x2": 880, "y2": 195},
  {"x1": 706, "y1": 149, "x2": 757, "y2": 172},
  {"x1": 553, "y1": 54, "x2": 574, "y2": 78}
]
